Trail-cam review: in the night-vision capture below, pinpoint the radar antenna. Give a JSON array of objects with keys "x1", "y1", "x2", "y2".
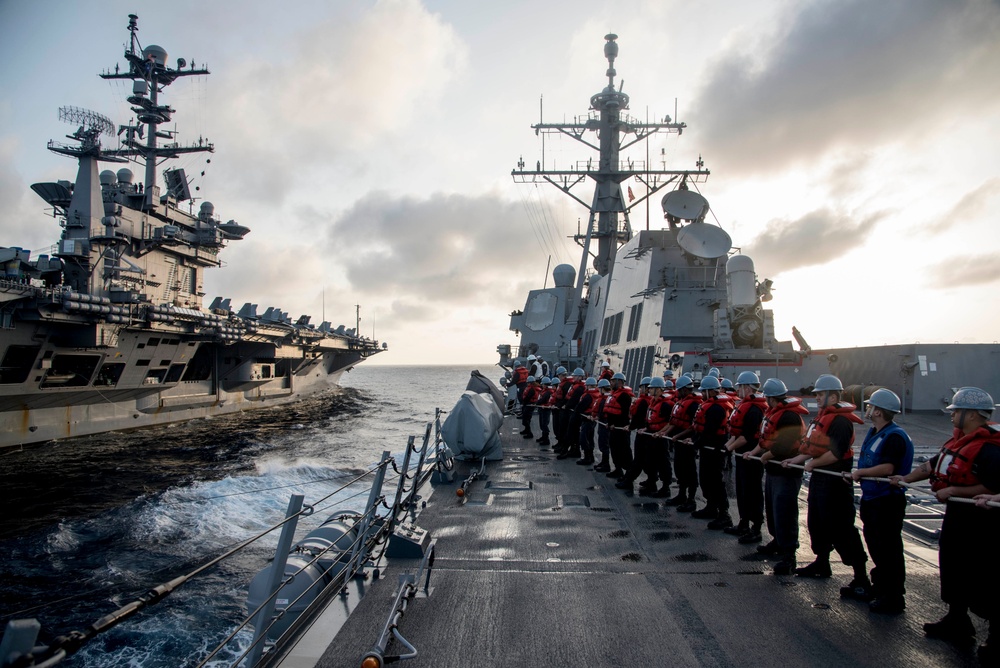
[{"x1": 58, "y1": 106, "x2": 116, "y2": 138}]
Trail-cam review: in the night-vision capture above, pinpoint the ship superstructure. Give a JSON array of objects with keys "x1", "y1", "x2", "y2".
[
  {"x1": 502, "y1": 34, "x2": 998, "y2": 410},
  {"x1": 0, "y1": 14, "x2": 382, "y2": 449}
]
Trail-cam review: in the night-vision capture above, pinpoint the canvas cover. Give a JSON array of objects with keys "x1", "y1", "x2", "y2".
[{"x1": 441, "y1": 390, "x2": 504, "y2": 461}]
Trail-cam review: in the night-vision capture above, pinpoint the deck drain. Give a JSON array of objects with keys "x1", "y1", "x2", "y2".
[
  {"x1": 589, "y1": 506, "x2": 613, "y2": 513},
  {"x1": 557, "y1": 494, "x2": 590, "y2": 507},
  {"x1": 674, "y1": 551, "x2": 717, "y2": 563},
  {"x1": 486, "y1": 481, "x2": 533, "y2": 491},
  {"x1": 608, "y1": 529, "x2": 631, "y2": 538},
  {"x1": 649, "y1": 531, "x2": 691, "y2": 542},
  {"x1": 714, "y1": 582, "x2": 728, "y2": 588},
  {"x1": 621, "y1": 552, "x2": 642, "y2": 562}
]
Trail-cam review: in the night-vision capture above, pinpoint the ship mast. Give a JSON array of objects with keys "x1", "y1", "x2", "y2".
[
  {"x1": 512, "y1": 34, "x2": 709, "y2": 304},
  {"x1": 98, "y1": 13, "x2": 213, "y2": 210}
]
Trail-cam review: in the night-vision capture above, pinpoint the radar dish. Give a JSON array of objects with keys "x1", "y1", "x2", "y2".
[
  {"x1": 662, "y1": 189, "x2": 709, "y2": 221},
  {"x1": 677, "y1": 222, "x2": 732, "y2": 259}
]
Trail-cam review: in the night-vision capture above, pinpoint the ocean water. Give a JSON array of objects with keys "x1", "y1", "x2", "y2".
[{"x1": 0, "y1": 364, "x2": 495, "y2": 667}]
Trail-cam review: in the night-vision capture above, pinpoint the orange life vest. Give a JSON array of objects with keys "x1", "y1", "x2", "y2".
[
  {"x1": 693, "y1": 395, "x2": 734, "y2": 437},
  {"x1": 759, "y1": 398, "x2": 808, "y2": 452},
  {"x1": 513, "y1": 367, "x2": 529, "y2": 384},
  {"x1": 728, "y1": 394, "x2": 767, "y2": 439},
  {"x1": 801, "y1": 402, "x2": 863, "y2": 459},
  {"x1": 670, "y1": 393, "x2": 702, "y2": 430},
  {"x1": 931, "y1": 423, "x2": 1000, "y2": 491},
  {"x1": 585, "y1": 387, "x2": 603, "y2": 416},
  {"x1": 646, "y1": 396, "x2": 673, "y2": 432}
]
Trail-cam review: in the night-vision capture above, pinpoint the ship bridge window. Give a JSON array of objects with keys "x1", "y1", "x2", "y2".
[
  {"x1": 159, "y1": 359, "x2": 171, "y2": 367},
  {"x1": 524, "y1": 293, "x2": 558, "y2": 332},
  {"x1": 40, "y1": 354, "x2": 101, "y2": 388},
  {"x1": 136, "y1": 359, "x2": 151, "y2": 367},
  {"x1": 0, "y1": 345, "x2": 41, "y2": 384},
  {"x1": 147, "y1": 337, "x2": 161, "y2": 347},
  {"x1": 94, "y1": 362, "x2": 126, "y2": 387}
]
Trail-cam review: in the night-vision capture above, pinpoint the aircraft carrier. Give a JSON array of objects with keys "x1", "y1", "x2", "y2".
[{"x1": 0, "y1": 14, "x2": 382, "y2": 450}]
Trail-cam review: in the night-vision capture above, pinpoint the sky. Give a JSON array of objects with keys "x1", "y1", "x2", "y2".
[{"x1": 1, "y1": 0, "x2": 999, "y2": 365}]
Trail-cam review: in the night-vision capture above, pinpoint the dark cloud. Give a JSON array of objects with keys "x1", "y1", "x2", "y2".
[
  {"x1": 689, "y1": 0, "x2": 1000, "y2": 174},
  {"x1": 924, "y1": 178, "x2": 1000, "y2": 234},
  {"x1": 744, "y1": 208, "x2": 886, "y2": 274},
  {"x1": 926, "y1": 251, "x2": 1000, "y2": 288}
]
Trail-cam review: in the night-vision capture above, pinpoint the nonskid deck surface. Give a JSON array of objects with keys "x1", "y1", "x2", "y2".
[{"x1": 312, "y1": 412, "x2": 982, "y2": 668}]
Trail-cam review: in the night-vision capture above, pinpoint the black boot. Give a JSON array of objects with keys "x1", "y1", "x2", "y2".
[
  {"x1": 557, "y1": 448, "x2": 580, "y2": 460},
  {"x1": 773, "y1": 555, "x2": 797, "y2": 576},
  {"x1": 707, "y1": 511, "x2": 734, "y2": 530},
  {"x1": 738, "y1": 523, "x2": 763, "y2": 544},
  {"x1": 924, "y1": 609, "x2": 976, "y2": 645},
  {"x1": 576, "y1": 454, "x2": 595, "y2": 465},
  {"x1": 664, "y1": 493, "x2": 686, "y2": 506},
  {"x1": 756, "y1": 539, "x2": 780, "y2": 555},
  {"x1": 794, "y1": 559, "x2": 832, "y2": 578},
  {"x1": 723, "y1": 520, "x2": 749, "y2": 536}
]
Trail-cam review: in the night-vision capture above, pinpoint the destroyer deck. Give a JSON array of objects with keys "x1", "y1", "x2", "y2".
[{"x1": 289, "y1": 412, "x2": 983, "y2": 668}]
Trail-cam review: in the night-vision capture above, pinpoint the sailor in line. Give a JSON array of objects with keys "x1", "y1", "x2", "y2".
[
  {"x1": 603, "y1": 373, "x2": 634, "y2": 476},
  {"x1": 663, "y1": 374, "x2": 701, "y2": 512},
  {"x1": 892, "y1": 386, "x2": 1000, "y2": 663},
  {"x1": 851, "y1": 388, "x2": 913, "y2": 614},
  {"x1": 690, "y1": 375, "x2": 734, "y2": 529},
  {"x1": 519, "y1": 376, "x2": 540, "y2": 439},
  {"x1": 723, "y1": 371, "x2": 767, "y2": 543},
  {"x1": 594, "y1": 378, "x2": 613, "y2": 472},
  {"x1": 616, "y1": 376, "x2": 653, "y2": 492},
  {"x1": 645, "y1": 376, "x2": 676, "y2": 498},
  {"x1": 575, "y1": 377, "x2": 601, "y2": 466},
  {"x1": 746, "y1": 378, "x2": 808, "y2": 575},
  {"x1": 535, "y1": 377, "x2": 554, "y2": 446},
  {"x1": 784, "y1": 374, "x2": 869, "y2": 587}
]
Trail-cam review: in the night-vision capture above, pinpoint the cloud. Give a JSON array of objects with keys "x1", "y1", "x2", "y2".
[
  {"x1": 689, "y1": 0, "x2": 1000, "y2": 174},
  {"x1": 926, "y1": 251, "x2": 1000, "y2": 288},
  {"x1": 744, "y1": 207, "x2": 886, "y2": 274},
  {"x1": 923, "y1": 177, "x2": 1000, "y2": 234},
  {"x1": 209, "y1": 0, "x2": 468, "y2": 206}
]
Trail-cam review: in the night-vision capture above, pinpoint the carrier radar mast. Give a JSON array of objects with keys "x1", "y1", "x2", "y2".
[
  {"x1": 98, "y1": 13, "x2": 213, "y2": 210},
  {"x1": 512, "y1": 33, "x2": 709, "y2": 298}
]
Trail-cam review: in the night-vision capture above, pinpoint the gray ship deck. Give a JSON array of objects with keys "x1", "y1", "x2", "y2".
[{"x1": 292, "y1": 412, "x2": 984, "y2": 668}]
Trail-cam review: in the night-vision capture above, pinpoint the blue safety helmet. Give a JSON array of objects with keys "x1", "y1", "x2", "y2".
[
  {"x1": 736, "y1": 371, "x2": 760, "y2": 386},
  {"x1": 573, "y1": 367, "x2": 585, "y2": 377},
  {"x1": 649, "y1": 377, "x2": 666, "y2": 389},
  {"x1": 699, "y1": 376, "x2": 721, "y2": 391},
  {"x1": 585, "y1": 377, "x2": 597, "y2": 386},
  {"x1": 813, "y1": 374, "x2": 844, "y2": 392},
  {"x1": 865, "y1": 388, "x2": 901, "y2": 413},
  {"x1": 540, "y1": 376, "x2": 551, "y2": 385},
  {"x1": 675, "y1": 376, "x2": 694, "y2": 390},
  {"x1": 640, "y1": 377, "x2": 652, "y2": 387},
  {"x1": 597, "y1": 378, "x2": 611, "y2": 388},
  {"x1": 526, "y1": 375, "x2": 536, "y2": 383},
  {"x1": 761, "y1": 378, "x2": 788, "y2": 397},
  {"x1": 612, "y1": 372, "x2": 626, "y2": 381},
  {"x1": 721, "y1": 378, "x2": 734, "y2": 390}
]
